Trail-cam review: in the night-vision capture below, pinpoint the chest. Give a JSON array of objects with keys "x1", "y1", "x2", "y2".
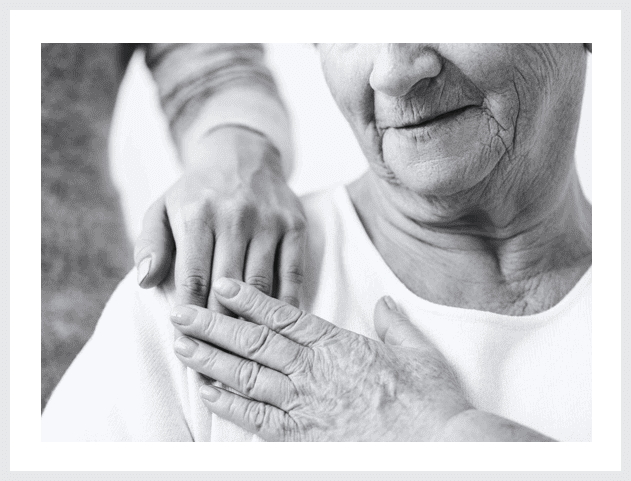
[{"x1": 302, "y1": 255, "x2": 591, "y2": 441}]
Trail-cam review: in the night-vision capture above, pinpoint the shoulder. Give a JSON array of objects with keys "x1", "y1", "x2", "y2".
[
  {"x1": 299, "y1": 183, "x2": 356, "y2": 243},
  {"x1": 42, "y1": 271, "x2": 192, "y2": 441},
  {"x1": 90, "y1": 270, "x2": 175, "y2": 348}
]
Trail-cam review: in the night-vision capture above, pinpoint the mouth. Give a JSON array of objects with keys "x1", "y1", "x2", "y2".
[{"x1": 396, "y1": 105, "x2": 478, "y2": 130}]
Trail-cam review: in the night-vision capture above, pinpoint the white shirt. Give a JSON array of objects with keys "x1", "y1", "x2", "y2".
[{"x1": 42, "y1": 184, "x2": 592, "y2": 441}]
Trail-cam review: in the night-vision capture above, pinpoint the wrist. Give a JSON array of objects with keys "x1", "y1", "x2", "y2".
[
  {"x1": 180, "y1": 125, "x2": 285, "y2": 180},
  {"x1": 176, "y1": 87, "x2": 293, "y2": 179}
]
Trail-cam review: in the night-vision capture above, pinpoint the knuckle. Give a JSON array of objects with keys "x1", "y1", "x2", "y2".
[
  {"x1": 315, "y1": 321, "x2": 336, "y2": 343},
  {"x1": 181, "y1": 215, "x2": 214, "y2": 236},
  {"x1": 242, "y1": 325, "x2": 273, "y2": 359},
  {"x1": 281, "y1": 266, "x2": 304, "y2": 285},
  {"x1": 237, "y1": 360, "x2": 262, "y2": 397},
  {"x1": 220, "y1": 197, "x2": 257, "y2": 222},
  {"x1": 281, "y1": 295, "x2": 300, "y2": 308},
  {"x1": 286, "y1": 215, "x2": 306, "y2": 232},
  {"x1": 181, "y1": 273, "x2": 211, "y2": 299},
  {"x1": 224, "y1": 196, "x2": 250, "y2": 213},
  {"x1": 200, "y1": 311, "x2": 218, "y2": 338},
  {"x1": 266, "y1": 304, "x2": 304, "y2": 332},
  {"x1": 226, "y1": 395, "x2": 241, "y2": 418},
  {"x1": 181, "y1": 198, "x2": 212, "y2": 223},
  {"x1": 283, "y1": 346, "x2": 310, "y2": 376},
  {"x1": 245, "y1": 402, "x2": 267, "y2": 433},
  {"x1": 262, "y1": 214, "x2": 283, "y2": 232},
  {"x1": 241, "y1": 288, "x2": 267, "y2": 314},
  {"x1": 218, "y1": 217, "x2": 252, "y2": 238},
  {"x1": 199, "y1": 348, "x2": 219, "y2": 372},
  {"x1": 245, "y1": 274, "x2": 273, "y2": 295}
]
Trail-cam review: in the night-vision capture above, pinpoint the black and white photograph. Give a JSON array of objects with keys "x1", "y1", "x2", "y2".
[{"x1": 40, "y1": 41, "x2": 594, "y2": 444}]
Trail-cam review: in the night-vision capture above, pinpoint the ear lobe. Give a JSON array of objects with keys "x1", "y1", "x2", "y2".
[{"x1": 584, "y1": 43, "x2": 592, "y2": 53}]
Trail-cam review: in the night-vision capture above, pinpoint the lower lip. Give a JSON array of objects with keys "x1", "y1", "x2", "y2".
[{"x1": 392, "y1": 106, "x2": 480, "y2": 138}]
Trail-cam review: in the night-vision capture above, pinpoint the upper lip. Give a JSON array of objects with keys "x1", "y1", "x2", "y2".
[{"x1": 395, "y1": 105, "x2": 477, "y2": 129}]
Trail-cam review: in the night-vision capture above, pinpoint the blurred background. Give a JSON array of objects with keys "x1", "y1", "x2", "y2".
[
  {"x1": 41, "y1": 44, "x2": 592, "y2": 411},
  {"x1": 41, "y1": 44, "x2": 133, "y2": 411}
]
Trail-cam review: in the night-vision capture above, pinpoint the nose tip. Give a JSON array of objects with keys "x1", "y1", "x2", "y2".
[{"x1": 369, "y1": 45, "x2": 443, "y2": 97}]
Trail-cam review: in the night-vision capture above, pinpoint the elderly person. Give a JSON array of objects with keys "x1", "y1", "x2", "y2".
[{"x1": 42, "y1": 43, "x2": 591, "y2": 442}]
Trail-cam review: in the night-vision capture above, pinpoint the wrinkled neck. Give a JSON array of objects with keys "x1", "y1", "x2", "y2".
[{"x1": 348, "y1": 168, "x2": 591, "y2": 313}]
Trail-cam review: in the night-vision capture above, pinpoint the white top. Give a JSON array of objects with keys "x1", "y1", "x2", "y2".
[{"x1": 42, "y1": 184, "x2": 592, "y2": 442}]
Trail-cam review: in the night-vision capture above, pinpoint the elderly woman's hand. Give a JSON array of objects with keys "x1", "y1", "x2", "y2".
[
  {"x1": 170, "y1": 278, "x2": 473, "y2": 441},
  {"x1": 134, "y1": 127, "x2": 306, "y2": 314}
]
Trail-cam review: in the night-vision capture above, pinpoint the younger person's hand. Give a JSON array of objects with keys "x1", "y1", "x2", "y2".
[{"x1": 134, "y1": 127, "x2": 306, "y2": 313}]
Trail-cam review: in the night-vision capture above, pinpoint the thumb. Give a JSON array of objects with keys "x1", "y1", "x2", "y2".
[
  {"x1": 134, "y1": 198, "x2": 175, "y2": 288},
  {"x1": 373, "y1": 296, "x2": 430, "y2": 349}
]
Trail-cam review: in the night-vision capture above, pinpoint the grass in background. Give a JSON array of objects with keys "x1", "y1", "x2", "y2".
[{"x1": 41, "y1": 44, "x2": 134, "y2": 411}]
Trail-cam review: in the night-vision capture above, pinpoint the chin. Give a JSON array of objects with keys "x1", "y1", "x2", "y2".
[
  {"x1": 383, "y1": 150, "x2": 497, "y2": 198},
  {"x1": 378, "y1": 115, "x2": 503, "y2": 196}
]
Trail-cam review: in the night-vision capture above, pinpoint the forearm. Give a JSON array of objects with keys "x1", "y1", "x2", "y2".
[
  {"x1": 144, "y1": 43, "x2": 292, "y2": 178},
  {"x1": 436, "y1": 409, "x2": 556, "y2": 442}
]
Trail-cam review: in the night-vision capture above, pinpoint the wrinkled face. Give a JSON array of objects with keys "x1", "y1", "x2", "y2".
[{"x1": 318, "y1": 44, "x2": 586, "y2": 196}]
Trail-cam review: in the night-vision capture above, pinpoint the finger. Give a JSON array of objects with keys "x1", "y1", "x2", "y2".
[
  {"x1": 173, "y1": 216, "x2": 214, "y2": 307},
  {"x1": 199, "y1": 383, "x2": 293, "y2": 441},
  {"x1": 276, "y1": 230, "x2": 306, "y2": 307},
  {"x1": 212, "y1": 278, "x2": 334, "y2": 346},
  {"x1": 208, "y1": 235, "x2": 248, "y2": 314},
  {"x1": 173, "y1": 335, "x2": 295, "y2": 408},
  {"x1": 134, "y1": 198, "x2": 175, "y2": 288},
  {"x1": 243, "y1": 235, "x2": 277, "y2": 296},
  {"x1": 171, "y1": 305, "x2": 305, "y2": 375},
  {"x1": 373, "y1": 296, "x2": 431, "y2": 349}
]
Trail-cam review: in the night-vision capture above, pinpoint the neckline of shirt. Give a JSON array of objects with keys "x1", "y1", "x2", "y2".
[{"x1": 332, "y1": 183, "x2": 592, "y2": 327}]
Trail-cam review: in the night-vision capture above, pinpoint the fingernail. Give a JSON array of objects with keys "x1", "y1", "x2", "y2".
[
  {"x1": 174, "y1": 337, "x2": 198, "y2": 357},
  {"x1": 384, "y1": 295, "x2": 398, "y2": 311},
  {"x1": 214, "y1": 278, "x2": 241, "y2": 298},
  {"x1": 171, "y1": 306, "x2": 197, "y2": 326},
  {"x1": 137, "y1": 256, "x2": 151, "y2": 286},
  {"x1": 200, "y1": 384, "x2": 221, "y2": 402}
]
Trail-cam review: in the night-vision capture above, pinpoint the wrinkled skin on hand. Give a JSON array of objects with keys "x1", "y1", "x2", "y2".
[
  {"x1": 134, "y1": 127, "x2": 307, "y2": 314},
  {"x1": 171, "y1": 279, "x2": 471, "y2": 441},
  {"x1": 280, "y1": 325, "x2": 469, "y2": 441}
]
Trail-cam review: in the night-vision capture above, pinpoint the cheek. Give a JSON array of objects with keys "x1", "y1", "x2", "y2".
[
  {"x1": 455, "y1": 45, "x2": 549, "y2": 150},
  {"x1": 321, "y1": 48, "x2": 385, "y2": 168},
  {"x1": 445, "y1": 44, "x2": 528, "y2": 89},
  {"x1": 335, "y1": 84, "x2": 384, "y2": 165}
]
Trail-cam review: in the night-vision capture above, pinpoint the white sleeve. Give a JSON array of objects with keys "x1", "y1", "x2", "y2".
[{"x1": 41, "y1": 271, "x2": 193, "y2": 441}]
